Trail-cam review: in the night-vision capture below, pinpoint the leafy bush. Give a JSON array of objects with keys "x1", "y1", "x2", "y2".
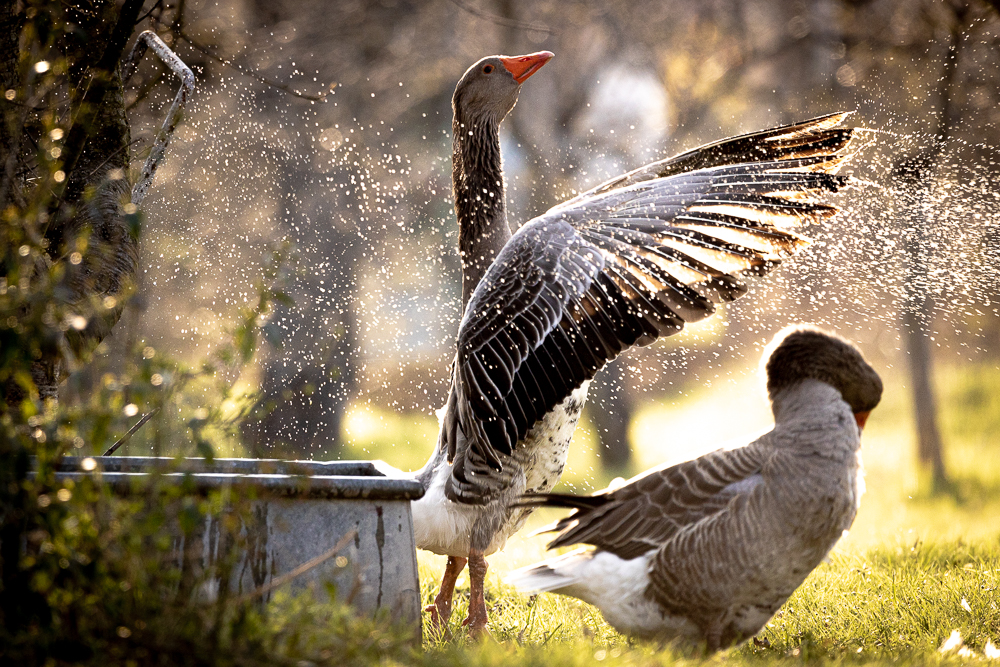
[
  {"x1": 1, "y1": 194, "x2": 421, "y2": 663},
  {"x1": 0, "y1": 6, "x2": 418, "y2": 660}
]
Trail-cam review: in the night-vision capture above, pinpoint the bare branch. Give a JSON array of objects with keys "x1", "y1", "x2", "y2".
[
  {"x1": 104, "y1": 408, "x2": 159, "y2": 456},
  {"x1": 136, "y1": 0, "x2": 166, "y2": 27},
  {"x1": 449, "y1": 0, "x2": 558, "y2": 36},
  {"x1": 231, "y1": 529, "x2": 358, "y2": 604}
]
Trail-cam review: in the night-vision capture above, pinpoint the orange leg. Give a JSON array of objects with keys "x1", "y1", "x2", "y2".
[
  {"x1": 424, "y1": 555, "x2": 468, "y2": 628},
  {"x1": 461, "y1": 551, "x2": 490, "y2": 635}
]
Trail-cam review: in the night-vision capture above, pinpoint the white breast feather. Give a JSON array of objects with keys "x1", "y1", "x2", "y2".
[
  {"x1": 412, "y1": 382, "x2": 590, "y2": 557},
  {"x1": 522, "y1": 382, "x2": 589, "y2": 493},
  {"x1": 410, "y1": 459, "x2": 479, "y2": 556}
]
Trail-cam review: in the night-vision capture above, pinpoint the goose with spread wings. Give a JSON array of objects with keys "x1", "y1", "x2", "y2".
[
  {"x1": 408, "y1": 51, "x2": 859, "y2": 634},
  {"x1": 506, "y1": 326, "x2": 883, "y2": 651}
]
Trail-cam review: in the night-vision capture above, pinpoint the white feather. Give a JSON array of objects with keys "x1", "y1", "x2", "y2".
[
  {"x1": 506, "y1": 549, "x2": 700, "y2": 639},
  {"x1": 410, "y1": 457, "x2": 481, "y2": 557}
]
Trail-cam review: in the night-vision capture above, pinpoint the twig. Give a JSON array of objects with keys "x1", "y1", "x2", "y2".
[
  {"x1": 178, "y1": 31, "x2": 330, "y2": 102},
  {"x1": 104, "y1": 408, "x2": 159, "y2": 455},
  {"x1": 84, "y1": 137, "x2": 144, "y2": 181},
  {"x1": 344, "y1": 557, "x2": 365, "y2": 606},
  {"x1": 541, "y1": 623, "x2": 563, "y2": 645},
  {"x1": 516, "y1": 594, "x2": 538, "y2": 645},
  {"x1": 136, "y1": 0, "x2": 165, "y2": 26},
  {"x1": 232, "y1": 529, "x2": 358, "y2": 604},
  {"x1": 127, "y1": 31, "x2": 195, "y2": 206},
  {"x1": 447, "y1": 0, "x2": 558, "y2": 36}
]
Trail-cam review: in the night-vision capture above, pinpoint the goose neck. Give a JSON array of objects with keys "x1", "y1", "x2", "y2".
[
  {"x1": 452, "y1": 113, "x2": 511, "y2": 308},
  {"x1": 771, "y1": 379, "x2": 845, "y2": 425}
]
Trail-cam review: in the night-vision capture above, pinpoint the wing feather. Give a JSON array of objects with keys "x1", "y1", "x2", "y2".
[
  {"x1": 443, "y1": 114, "x2": 857, "y2": 503},
  {"x1": 552, "y1": 113, "x2": 854, "y2": 208},
  {"x1": 522, "y1": 439, "x2": 772, "y2": 559}
]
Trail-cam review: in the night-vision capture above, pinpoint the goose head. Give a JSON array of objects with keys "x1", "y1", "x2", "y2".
[
  {"x1": 452, "y1": 52, "x2": 553, "y2": 125},
  {"x1": 764, "y1": 325, "x2": 883, "y2": 430}
]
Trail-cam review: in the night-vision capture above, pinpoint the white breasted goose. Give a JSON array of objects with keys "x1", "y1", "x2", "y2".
[
  {"x1": 507, "y1": 326, "x2": 883, "y2": 651},
  {"x1": 411, "y1": 51, "x2": 859, "y2": 633}
]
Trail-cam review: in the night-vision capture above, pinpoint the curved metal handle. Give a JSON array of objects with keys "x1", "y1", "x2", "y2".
[{"x1": 126, "y1": 31, "x2": 195, "y2": 206}]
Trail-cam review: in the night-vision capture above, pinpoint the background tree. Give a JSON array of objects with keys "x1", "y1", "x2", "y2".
[
  {"x1": 1, "y1": 0, "x2": 144, "y2": 407},
  {"x1": 20, "y1": 0, "x2": 996, "y2": 487}
]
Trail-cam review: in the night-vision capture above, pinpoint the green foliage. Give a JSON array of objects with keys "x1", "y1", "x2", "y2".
[
  {"x1": 1, "y1": 6, "x2": 427, "y2": 664},
  {"x1": 0, "y1": 26, "x2": 410, "y2": 654},
  {"x1": 1, "y1": 196, "x2": 422, "y2": 663}
]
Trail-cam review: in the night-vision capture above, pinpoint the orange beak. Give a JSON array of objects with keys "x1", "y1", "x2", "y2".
[
  {"x1": 854, "y1": 411, "x2": 871, "y2": 431},
  {"x1": 500, "y1": 51, "x2": 554, "y2": 84}
]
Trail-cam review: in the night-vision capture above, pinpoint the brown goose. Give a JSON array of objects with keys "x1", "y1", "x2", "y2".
[
  {"x1": 410, "y1": 51, "x2": 858, "y2": 633},
  {"x1": 506, "y1": 326, "x2": 883, "y2": 651}
]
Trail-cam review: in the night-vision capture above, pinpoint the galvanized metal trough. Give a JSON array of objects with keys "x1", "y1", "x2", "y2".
[{"x1": 53, "y1": 456, "x2": 424, "y2": 632}]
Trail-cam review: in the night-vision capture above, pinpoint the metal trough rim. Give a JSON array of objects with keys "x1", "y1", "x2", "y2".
[{"x1": 45, "y1": 456, "x2": 425, "y2": 500}]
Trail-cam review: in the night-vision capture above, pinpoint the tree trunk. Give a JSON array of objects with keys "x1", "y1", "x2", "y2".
[
  {"x1": 238, "y1": 150, "x2": 360, "y2": 460},
  {"x1": 894, "y1": 151, "x2": 949, "y2": 492},
  {"x1": 242, "y1": 266, "x2": 357, "y2": 460},
  {"x1": 902, "y1": 302, "x2": 947, "y2": 488},
  {"x1": 892, "y1": 4, "x2": 968, "y2": 492},
  {"x1": 895, "y1": 149, "x2": 948, "y2": 490},
  {"x1": 2, "y1": 1, "x2": 138, "y2": 405},
  {"x1": 240, "y1": 0, "x2": 361, "y2": 459},
  {"x1": 1, "y1": 0, "x2": 139, "y2": 636}
]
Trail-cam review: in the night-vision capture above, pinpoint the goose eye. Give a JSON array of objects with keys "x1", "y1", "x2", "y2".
[{"x1": 483, "y1": 64, "x2": 494, "y2": 74}]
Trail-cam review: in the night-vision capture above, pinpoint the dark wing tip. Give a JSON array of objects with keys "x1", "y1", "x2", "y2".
[{"x1": 517, "y1": 491, "x2": 608, "y2": 511}]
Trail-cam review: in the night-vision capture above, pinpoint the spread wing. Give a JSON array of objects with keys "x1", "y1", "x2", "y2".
[
  {"x1": 443, "y1": 113, "x2": 855, "y2": 503},
  {"x1": 553, "y1": 111, "x2": 854, "y2": 209},
  {"x1": 524, "y1": 438, "x2": 772, "y2": 560}
]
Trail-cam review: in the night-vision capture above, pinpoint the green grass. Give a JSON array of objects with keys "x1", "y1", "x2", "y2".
[
  {"x1": 406, "y1": 538, "x2": 1000, "y2": 666},
  {"x1": 339, "y1": 359, "x2": 1000, "y2": 664}
]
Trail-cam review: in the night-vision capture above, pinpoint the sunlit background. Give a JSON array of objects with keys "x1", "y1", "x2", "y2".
[{"x1": 85, "y1": 0, "x2": 1000, "y2": 575}]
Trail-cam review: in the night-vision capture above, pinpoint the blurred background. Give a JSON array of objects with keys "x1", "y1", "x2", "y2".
[{"x1": 84, "y1": 0, "x2": 1000, "y2": 564}]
